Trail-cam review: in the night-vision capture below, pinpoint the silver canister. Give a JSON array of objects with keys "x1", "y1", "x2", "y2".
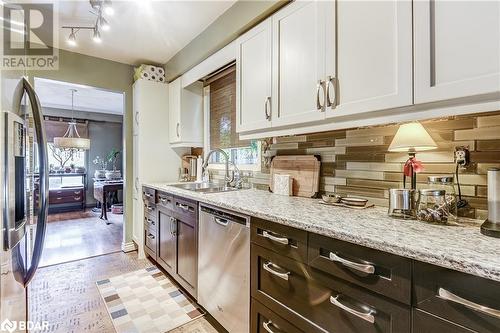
[
  {"x1": 481, "y1": 168, "x2": 500, "y2": 237},
  {"x1": 388, "y1": 189, "x2": 416, "y2": 219}
]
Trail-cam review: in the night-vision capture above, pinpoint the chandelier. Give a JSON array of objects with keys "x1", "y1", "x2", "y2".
[{"x1": 53, "y1": 89, "x2": 91, "y2": 151}]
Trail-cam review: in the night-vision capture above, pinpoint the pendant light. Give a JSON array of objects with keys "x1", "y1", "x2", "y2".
[{"x1": 54, "y1": 89, "x2": 91, "y2": 151}]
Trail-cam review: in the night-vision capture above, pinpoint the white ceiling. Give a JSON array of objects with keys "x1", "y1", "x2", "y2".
[
  {"x1": 35, "y1": 77, "x2": 124, "y2": 115},
  {"x1": 53, "y1": 0, "x2": 236, "y2": 65}
]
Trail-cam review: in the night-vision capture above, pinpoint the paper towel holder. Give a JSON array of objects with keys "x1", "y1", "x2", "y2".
[{"x1": 481, "y1": 168, "x2": 500, "y2": 238}]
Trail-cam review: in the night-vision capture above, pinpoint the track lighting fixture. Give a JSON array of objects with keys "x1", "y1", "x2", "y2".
[
  {"x1": 93, "y1": 27, "x2": 101, "y2": 43},
  {"x1": 63, "y1": 0, "x2": 113, "y2": 46},
  {"x1": 67, "y1": 29, "x2": 77, "y2": 46}
]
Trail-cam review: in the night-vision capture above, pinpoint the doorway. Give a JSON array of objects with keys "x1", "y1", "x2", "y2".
[{"x1": 34, "y1": 78, "x2": 126, "y2": 267}]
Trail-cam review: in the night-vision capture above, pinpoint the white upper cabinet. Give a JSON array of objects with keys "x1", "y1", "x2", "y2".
[
  {"x1": 326, "y1": 0, "x2": 412, "y2": 118},
  {"x1": 236, "y1": 18, "x2": 273, "y2": 132},
  {"x1": 168, "y1": 77, "x2": 203, "y2": 147},
  {"x1": 272, "y1": 1, "x2": 329, "y2": 127},
  {"x1": 414, "y1": 0, "x2": 500, "y2": 103}
]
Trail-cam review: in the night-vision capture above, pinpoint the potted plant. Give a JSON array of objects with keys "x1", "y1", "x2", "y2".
[
  {"x1": 93, "y1": 156, "x2": 107, "y2": 179},
  {"x1": 105, "y1": 149, "x2": 121, "y2": 180}
]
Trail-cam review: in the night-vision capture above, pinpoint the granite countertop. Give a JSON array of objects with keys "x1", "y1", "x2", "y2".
[{"x1": 145, "y1": 182, "x2": 500, "y2": 282}]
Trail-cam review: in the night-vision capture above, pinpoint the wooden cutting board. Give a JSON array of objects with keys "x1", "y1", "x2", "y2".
[{"x1": 270, "y1": 155, "x2": 321, "y2": 198}]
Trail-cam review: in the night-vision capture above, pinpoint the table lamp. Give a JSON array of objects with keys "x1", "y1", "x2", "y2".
[{"x1": 388, "y1": 122, "x2": 437, "y2": 189}]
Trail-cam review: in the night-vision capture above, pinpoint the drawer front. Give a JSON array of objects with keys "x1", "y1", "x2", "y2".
[
  {"x1": 49, "y1": 195, "x2": 83, "y2": 204},
  {"x1": 413, "y1": 309, "x2": 476, "y2": 333},
  {"x1": 173, "y1": 196, "x2": 197, "y2": 225},
  {"x1": 144, "y1": 227, "x2": 157, "y2": 253},
  {"x1": 144, "y1": 215, "x2": 157, "y2": 235},
  {"x1": 251, "y1": 217, "x2": 308, "y2": 263},
  {"x1": 414, "y1": 261, "x2": 500, "y2": 333},
  {"x1": 308, "y1": 233, "x2": 411, "y2": 304},
  {"x1": 143, "y1": 202, "x2": 156, "y2": 219},
  {"x1": 142, "y1": 187, "x2": 155, "y2": 204},
  {"x1": 251, "y1": 299, "x2": 307, "y2": 333},
  {"x1": 49, "y1": 188, "x2": 84, "y2": 197},
  {"x1": 156, "y1": 192, "x2": 174, "y2": 211},
  {"x1": 251, "y1": 244, "x2": 410, "y2": 333}
]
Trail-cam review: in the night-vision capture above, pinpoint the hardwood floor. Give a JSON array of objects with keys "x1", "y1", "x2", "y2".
[
  {"x1": 29, "y1": 252, "x2": 218, "y2": 333},
  {"x1": 40, "y1": 210, "x2": 123, "y2": 267}
]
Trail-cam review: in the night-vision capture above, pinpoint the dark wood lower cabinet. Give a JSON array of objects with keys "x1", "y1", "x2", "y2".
[
  {"x1": 176, "y1": 217, "x2": 198, "y2": 297},
  {"x1": 158, "y1": 209, "x2": 176, "y2": 276},
  {"x1": 251, "y1": 299, "x2": 306, "y2": 333},
  {"x1": 413, "y1": 309, "x2": 476, "y2": 333}
]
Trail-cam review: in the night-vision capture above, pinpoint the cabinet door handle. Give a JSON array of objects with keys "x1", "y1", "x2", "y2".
[
  {"x1": 326, "y1": 76, "x2": 337, "y2": 108},
  {"x1": 134, "y1": 178, "x2": 139, "y2": 190},
  {"x1": 262, "y1": 321, "x2": 278, "y2": 333},
  {"x1": 262, "y1": 230, "x2": 288, "y2": 245},
  {"x1": 264, "y1": 96, "x2": 271, "y2": 121},
  {"x1": 330, "y1": 295, "x2": 375, "y2": 324},
  {"x1": 214, "y1": 217, "x2": 229, "y2": 227},
  {"x1": 135, "y1": 111, "x2": 139, "y2": 125},
  {"x1": 316, "y1": 80, "x2": 325, "y2": 111},
  {"x1": 176, "y1": 122, "x2": 180, "y2": 138},
  {"x1": 438, "y1": 288, "x2": 500, "y2": 319},
  {"x1": 329, "y1": 252, "x2": 375, "y2": 274},
  {"x1": 263, "y1": 261, "x2": 290, "y2": 281},
  {"x1": 169, "y1": 216, "x2": 176, "y2": 235}
]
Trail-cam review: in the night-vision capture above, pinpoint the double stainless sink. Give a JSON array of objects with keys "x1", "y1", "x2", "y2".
[{"x1": 169, "y1": 182, "x2": 240, "y2": 194}]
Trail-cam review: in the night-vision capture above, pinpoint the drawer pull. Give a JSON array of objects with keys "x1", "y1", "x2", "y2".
[
  {"x1": 144, "y1": 192, "x2": 153, "y2": 198},
  {"x1": 329, "y1": 252, "x2": 375, "y2": 274},
  {"x1": 145, "y1": 205, "x2": 153, "y2": 211},
  {"x1": 330, "y1": 295, "x2": 375, "y2": 324},
  {"x1": 177, "y1": 203, "x2": 190, "y2": 211},
  {"x1": 74, "y1": 196, "x2": 81, "y2": 200},
  {"x1": 159, "y1": 197, "x2": 170, "y2": 204},
  {"x1": 262, "y1": 321, "x2": 278, "y2": 333},
  {"x1": 145, "y1": 218, "x2": 155, "y2": 226},
  {"x1": 74, "y1": 191, "x2": 81, "y2": 194},
  {"x1": 147, "y1": 234, "x2": 155, "y2": 240},
  {"x1": 262, "y1": 230, "x2": 289, "y2": 245},
  {"x1": 263, "y1": 261, "x2": 290, "y2": 281},
  {"x1": 438, "y1": 287, "x2": 500, "y2": 319}
]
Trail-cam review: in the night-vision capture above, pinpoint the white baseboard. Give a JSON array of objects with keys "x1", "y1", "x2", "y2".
[{"x1": 121, "y1": 241, "x2": 137, "y2": 253}]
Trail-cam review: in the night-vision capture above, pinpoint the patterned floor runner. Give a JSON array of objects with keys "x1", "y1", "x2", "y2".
[{"x1": 97, "y1": 266, "x2": 204, "y2": 333}]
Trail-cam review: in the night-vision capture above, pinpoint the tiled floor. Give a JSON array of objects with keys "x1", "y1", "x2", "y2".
[
  {"x1": 29, "y1": 251, "x2": 218, "y2": 333},
  {"x1": 40, "y1": 210, "x2": 123, "y2": 267}
]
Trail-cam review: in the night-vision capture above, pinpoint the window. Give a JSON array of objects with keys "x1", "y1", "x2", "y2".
[
  {"x1": 47, "y1": 142, "x2": 86, "y2": 171},
  {"x1": 206, "y1": 64, "x2": 261, "y2": 171}
]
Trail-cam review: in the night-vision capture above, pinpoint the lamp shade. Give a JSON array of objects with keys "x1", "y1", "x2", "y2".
[
  {"x1": 54, "y1": 136, "x2": 90, "y2": 150},
  {"x1": 388, "y1": 122, "x2": 437, "y2": 153}
]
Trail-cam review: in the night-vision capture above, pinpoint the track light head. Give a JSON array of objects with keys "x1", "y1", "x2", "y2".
[
  {"x1": 103, "y1": 0, "x2": 114, "y2": 16},
  {"x1": 93, "y1": 27, "x2": 101, "y2": 43},
  {"x1": 99, "y1": 16, "x2": 110, "y2": 31},
  {"x1": 67, "y1": 29, "x2": 77, "y2": 46}
]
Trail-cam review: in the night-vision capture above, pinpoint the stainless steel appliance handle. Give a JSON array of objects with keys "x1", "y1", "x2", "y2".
[
  {"x1": 262, "y1": 230, "x2": 289, "y2": 245},
  {"x1": 316, "y1": 80, "x2": 325, "y2": 111},
  {"x1": 438, "y1": 288, "x2": 500, "y2": 319},
  {"x1": 263, "y1": 261, "x2": 290, "y2": 281},
  {"x1": 330, "y1": 295, "x2": 375, "y2": 324},
  {"x1": 329, "y1": 252, "x2": 375, "y2": 274},
  {"x1": 22, "y1": 77, "x2": 48, "y2": 286},
  {"x1": 326, "y1": 76, "x2": 336, "y2": 108},
  {"x1": 262, "y1": 321, "x2": 278, "y2": 333},
  {"x1": 264, "y1": 96, "x2": 271, "y2": 121},
  {"x1": 214, "y1": 217, "x2": 229, "y2": 226}
]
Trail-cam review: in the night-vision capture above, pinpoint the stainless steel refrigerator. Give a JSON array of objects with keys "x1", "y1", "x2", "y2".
[{"x1": 1, "y1": 61, "x2": 48, "y2": 331}]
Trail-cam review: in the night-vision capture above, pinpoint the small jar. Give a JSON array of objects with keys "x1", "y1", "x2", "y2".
[
  {"x1": 427, "y1": 176, "x2": 458, "y2": 221},
  {"x1": 416, "y1": 189, "x2": 449, "y2": 223}
]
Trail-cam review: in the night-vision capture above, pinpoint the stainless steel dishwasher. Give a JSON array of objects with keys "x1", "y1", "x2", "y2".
[{"x1": 198, "y1": 204, "x2": 250, "y2": 333}]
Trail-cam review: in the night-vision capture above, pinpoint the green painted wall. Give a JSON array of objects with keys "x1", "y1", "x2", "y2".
[
  {"x1": 164, "y1": 0, "x2": 289, "y2": 81},
  {"x1": 28, "y1": 49, "x2": 134, "y2": 246}
]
